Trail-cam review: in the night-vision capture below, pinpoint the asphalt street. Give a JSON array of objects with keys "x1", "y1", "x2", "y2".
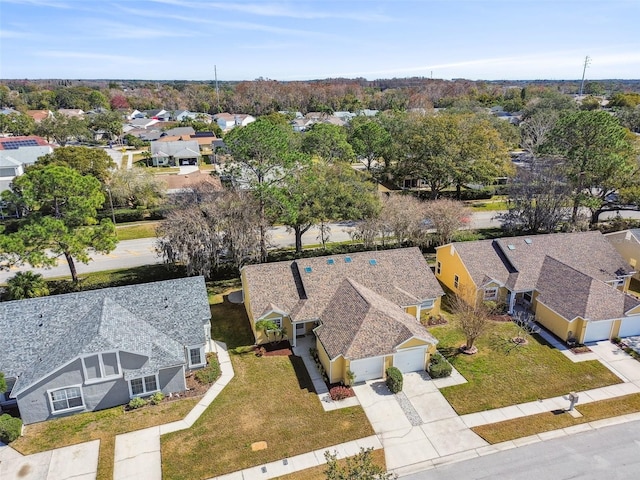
[{"x1": 401, "y1": 419, "x2": 640, "y2": 480}]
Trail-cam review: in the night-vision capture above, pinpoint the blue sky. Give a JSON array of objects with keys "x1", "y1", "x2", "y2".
[{"x1": 1, "y1": 0, "x2": 639, "y2": 81}]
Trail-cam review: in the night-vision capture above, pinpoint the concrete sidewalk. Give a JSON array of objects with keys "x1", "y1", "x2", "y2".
[{"x1": 113, "y1": 340, "x2": 234, "y2": 480}]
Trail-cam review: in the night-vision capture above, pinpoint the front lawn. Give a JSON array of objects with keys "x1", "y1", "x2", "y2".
[
  {"x1": 430, "y1": 321, "x2": 622, "y2": 415},
  {"x1": 11, "y1": 397, "x2": 198, "y2": 480},
  {"x1": 160, "y1": 294, "x2": 375, "y2": 480},
  {"x1": 115, "y1": 221, "x2": 160, "y2": 240}
]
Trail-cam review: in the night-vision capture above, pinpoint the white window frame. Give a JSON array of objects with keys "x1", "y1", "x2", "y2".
[
  {"x1": 187, "y1": 345, "x2": 205, "y2": 368},
  {"x1": 47, "y1": 385, "x2": 85, "y2": 414},
  {"x1": 128, "y1": 374, "x2": 160, "y2": 398},
  {"x1": 436, "y1": 261, "x2": 441, "y2": 275},
  {"x1": 81, "y1": 351, "x2": 122, "y2": 385},
  {"x1": 483, "y1": 287, "x2": 499, "y2": 301},
  {"x1": 454, "y1": 275, "x2": 459, "y2": 289},
  {"x1": 420, "y1": 299, "x2": 435, "y2": 310}
]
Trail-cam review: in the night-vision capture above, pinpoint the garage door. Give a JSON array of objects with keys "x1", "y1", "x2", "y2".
[
  {"x1": 393, "y1": 348, "x2": 426, "y2": 373},
  {"x1": 619, "y1": 316, "x2": 640, "y2": 338},
  {"x1": 350, "y1": 357, "x2": 384, "y2": 382},
  {"x1": 584, "y1": 320, "x2": 614, "y2": 343}
]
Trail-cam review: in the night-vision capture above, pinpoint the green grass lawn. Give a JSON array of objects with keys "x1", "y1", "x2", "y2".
[
  {"x1": 430, "y1": 321, "x2": 622, "y2": 415},
  {"x1": 115, "y1": 221, "x2": 160, "y2": 240},
  {"x1": 473, "y1": 392, "x2": 640, "y2": 444},
  {"x1": 272, "y1": 449, "x2": 387, "y2": 480},
  {"x1": 12, "y1": 397, "x2": 199, "y2": 480},
  {"x1": 465, "y1": 197, "x2": 509, "y2": 211},
  {"x1": 160, "y1": 292, "x2": 375, "y2": 480}
]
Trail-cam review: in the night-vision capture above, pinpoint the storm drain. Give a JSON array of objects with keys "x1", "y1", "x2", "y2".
[{"x1": 395, "y1": 391, "x2": 423, "y2": 426}]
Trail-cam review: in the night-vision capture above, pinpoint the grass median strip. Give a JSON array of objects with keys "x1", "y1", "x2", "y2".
[
  {"x1": 472, "y1": 393, "x2": 640, "y2": 444},
  {"x1": 272, "y1": 449, "x2": 387, "y2": 480}
]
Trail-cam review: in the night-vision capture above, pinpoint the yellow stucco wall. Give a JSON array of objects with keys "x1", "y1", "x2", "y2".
[
  {"x1": 405, "y1": 305, "x2": 418, "y2": 319},
  {"x1": 399, "y1": 337, "x2": 430, "y2": 349},
  {"x1": 535, "y1": 301, "x2": 580, "y2": 342},
  {"x1": 316, "y1": 337, "x2": 344, "y2": 384},
  {"x1": 436, "y1": 244, "x2": 477, "y2": 304},
  {"x1": 255, "y1": 311, "x2": 292, "y2": 345}
]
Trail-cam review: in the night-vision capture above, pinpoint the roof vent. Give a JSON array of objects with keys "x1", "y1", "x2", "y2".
[
  {"x1": 327, "y1": 259, "x2": 335, "y2": 265},
  {"x1": 507, "y1": 244, "x2": 516, "y2": 250},
  {"x1": 304, "y1": 266, "x2": 313, "y2": 273},
  {"x1": 344, "y1": 256, "x2": 352, "y2": 263},
  {"x1": 369, "y1": 259, "x2": 378, "y2": 266},
  {"x1": 524, "y1": 238, "x2": 532, "y2": 244}
]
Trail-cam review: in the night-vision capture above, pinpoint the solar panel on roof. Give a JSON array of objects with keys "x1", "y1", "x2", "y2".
[{"x1": 2, "y1": 139, "x2": 39, "y2": 149}]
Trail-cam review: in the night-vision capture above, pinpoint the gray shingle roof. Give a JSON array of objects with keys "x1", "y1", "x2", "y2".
[
  {"x1": 243, "y1": 247, "x2": 444, "y2": 324},
  {"x1": 1, "y1": 277, "x2": 210, "y2": 395},
  {"x1": 316, "y1": 279, "x2": 437, "y2": 360}
]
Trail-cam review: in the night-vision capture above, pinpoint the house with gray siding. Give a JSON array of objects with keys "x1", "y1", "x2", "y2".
[{"x1": 0, "y1": 277, "x2": 212, "y2": 424}]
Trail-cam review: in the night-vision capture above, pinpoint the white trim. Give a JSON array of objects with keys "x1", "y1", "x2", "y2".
[
  {"x1": 187, "y1": 345, "x2": 206, "y2": 368},
  {"x1": 128, "y1": 374, "x2": 160, "y2": 397},
  {"x1": 396, "y1": 336, "x2": 434, "y2": 349},
  {"x1": 483, "y1": 287, "x2": 499, "y2": 301},
  {"x1": 81, "y1": 351, "x2": 122, "y2": 385},
  {"x1": 47, "y1": 384, "x2": 85, "y2": 415}
]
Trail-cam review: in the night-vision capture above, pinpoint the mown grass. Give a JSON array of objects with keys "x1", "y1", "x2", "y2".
[
  {"x1": 430, "y1": 321, "x2": 622, "y2": 415},
  {"x1": 272, "y1": 449, "x2": 387, "y2": 480},
  {"x1": 160, "y1": 294, "x2": 375, "y2": 480},
  {"x1": 115, "y1": 221, "x2": 160, "y2": 240},
  {"x1": 465, "y1": 197, "x2": 509, "y2": 211},
  {"x1": 473, "y1": 393, "x2": 640, "y2": 444},
  {"x1": 12, "y1": 398, "x2": 199, "y2": 480}
]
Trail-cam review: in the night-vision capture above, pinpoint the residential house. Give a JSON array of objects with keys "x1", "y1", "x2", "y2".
[
  {"x1": 241, "y1": 248, "x2": 444, "y2": 384},
  {"x1": 25, "y1": 110, "x2": 53, "y2": 123},
  {"x1": 435, "y1": 231, "x2": 640, "y2": 344},
  {"x1": 158, "y1": 131, "x2": 218, "y2": 159},
  {"x1": 0, "y1": 277, "x2": 212, "y2": 424},
  {"x1": 57, "y1": 109, "x2": 85, "y2": 118},
  {"x1": 150, "y1": 139, "x2": 200, "y2": 166},
  {"x1": 0, "y1": 136, "x2": 55, "y2": 192},
  {"x1": 213, "y1": 113, "x2": 256, "y2": 132},
  {"x1": 164, "y1": 170, "x2": 223, "y2": 198},
  {"x1": 144, "y1": 109, "x2": 168, "y2": 119},
  {"x1": 606, "y1": 229, "x2": 640, "y2": 281},
  {"x1": 127, "y1": 118, "x2": 160, "y2": 130}
]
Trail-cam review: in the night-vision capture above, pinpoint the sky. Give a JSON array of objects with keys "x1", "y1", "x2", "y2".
[{"x1": 1, "y1": 0, "x2": 639, "y2": 81}]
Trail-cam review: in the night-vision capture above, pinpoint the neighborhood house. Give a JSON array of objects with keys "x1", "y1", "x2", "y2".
[
  {"x1": 606, "y1": 229, "x2": 640, "y2": 281},
  {"x1": 435, "y1": 231, "x2": 640, "y2": 344},
  {"x1": 0, "y1": 277, "x2": 212, "y2": 424},
  {"x1": 241, "y1": 248, "x2": 444, "y2": 384}
]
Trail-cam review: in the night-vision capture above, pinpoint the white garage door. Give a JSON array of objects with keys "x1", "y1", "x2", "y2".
[
  {"x1": 350, "y1": 357, "x2": 384, "y2": 382},
  {"x1": 584, "y1": 320, "x2": 614, "y2": 343},
  {"x1": 393, "y1": 348, "x2": 426, "y2": 373},
  {"x1": 619, "y1": 316, "x2": 640, "y2": 338}
]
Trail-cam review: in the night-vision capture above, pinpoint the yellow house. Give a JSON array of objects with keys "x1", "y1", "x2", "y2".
[
  {"x1": 241, "y1": 248, "x2": 444, "y2": 384},
  {"x1": 605, "y1": 229, "x2": 640, "y2": 281},
  {"x1": 435, "y1": 231, "x2": 640, "y2": 344}
]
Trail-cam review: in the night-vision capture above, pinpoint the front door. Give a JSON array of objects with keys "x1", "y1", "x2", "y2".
[{"x1": 296, "y1": 323, "x2": 305, "y2": 337}]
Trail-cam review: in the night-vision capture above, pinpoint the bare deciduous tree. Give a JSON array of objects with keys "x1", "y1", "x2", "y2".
[
  {"x1": 449, "y1": 287, "x2": 493, "y2": 354},
  {"x1": 423, "y1": 198, "x2": 472, "y2": 246},
  {"x1": 378, "y1": 194, "x2": 431, "y2": 246}
]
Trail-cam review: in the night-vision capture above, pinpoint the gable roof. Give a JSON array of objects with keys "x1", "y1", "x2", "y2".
[
  {"x1": 150, "y1": 140, "x2": 200, "y2": 158},
  {"x1": 316, "y1": 279, "x2": 437, "y2": 360},
  {"x1": 242, "y1": 247, "x2": 444, "y2": 326},
  {"x1": 0, "y1": 277, "x2": 210, "y2": 395},
  {"x1": 449, "y1": 231, "x2": 632, "y2": 291}
]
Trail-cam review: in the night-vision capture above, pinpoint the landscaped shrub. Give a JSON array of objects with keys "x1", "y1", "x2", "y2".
[
  {"x1": 429, "y1": 352, "x2": 452, "y2": 378},
  {"x1": 149, "y1": 392, "x2": 165, "y2": 405},
  {"x1": 329, "y1": 386, "x2": 355, "y2": 401},
  {"x1": 128, "y1": 397, "x2": 147, "y2": 409},
  {"x1": 385, "y1": 366, "x2": 403, "y2": 393},
  {"x1": 194, "y1": 353, "x2": 221, "y2": 384},
  {"x1": 0, "y1": 414, "x2": 22, "y2": 443}
]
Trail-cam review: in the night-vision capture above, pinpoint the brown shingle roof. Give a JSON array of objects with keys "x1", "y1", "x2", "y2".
[
  {"x1": 163, "y1": 170, "x2": 222, "y2": 191},
  {"x1": 243, "y1": 248, "x2": 444, "y2": 326},
  {"x1": 316, "y1": 279, "x2": 437, "y2": 360}
]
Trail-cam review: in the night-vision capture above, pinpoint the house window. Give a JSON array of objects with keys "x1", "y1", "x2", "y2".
[
  {"x1": 130, "y1": 375, "x2": 159, "y2": 396},
  {"x1": 189, "y1": 347, "x2": 204, "y2": 367},
  {"x1": 523, "y1": 291, "x2": 533, "y2": 303},
  {"x1": 270, "y1": 317, "x2": 282, "y2": 328},
  {"x1": 436, "y1": 262, "x2": 441, "y2": 275},
  {"x1": 82, "y1": 352, "x2": 121, "y2": 383},
  {"x1": 454, "y1": 275, "x2": 459, "y2": 289},
  {"x1": 420, "y1": 299, "x2": 435, "y2": 310},
  {"x1": 49, "y1": 386, "x2": 84, "y2": 413},
  {"x1": 484, "y1": 287, "x2": 498, "y2": 301}
]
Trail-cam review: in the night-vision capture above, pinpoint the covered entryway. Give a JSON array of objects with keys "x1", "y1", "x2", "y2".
[
  {"x1": 619, "y1": 316, "x2": 640, "y2": 338},
  {"x1": 393, "y1": 347, "x2": 426, "y2": 373},
  {"x1": 350, "y1": 356, "x2": 384, "y2": 382},
  {"x1": 584, "y1": 319, "x2": 615, "y2": 343}
]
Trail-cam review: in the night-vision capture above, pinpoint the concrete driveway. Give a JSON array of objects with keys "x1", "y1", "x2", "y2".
[{"x1": 353, "y1": 372, "x2": 487, "y2": 473}]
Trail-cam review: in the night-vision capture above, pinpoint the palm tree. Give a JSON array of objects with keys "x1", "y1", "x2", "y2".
[{"x1": 6, "y1": 271, "x2": 49, "y2": 300}]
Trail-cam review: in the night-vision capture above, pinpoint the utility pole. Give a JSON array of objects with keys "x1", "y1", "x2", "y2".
[
  {"x1": 214, "y1": 65, "x2": 220, "y2": 112},
  {"x1": 579, "y1": 56, "x2": 591, "y2": 96}
]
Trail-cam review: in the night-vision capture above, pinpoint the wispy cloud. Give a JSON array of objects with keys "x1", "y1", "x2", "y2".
[
  {"x1": 37, "y1": 50, "x2": 153, "y2": 64},
  {"x1": 146, "y1": 0, "x2": 392, "y2": 22},
  {"x1": 0, "y1": 29, "x2": 33, "y2": 39},
  {"x1": 88, "y1": 20, "x2": 200, "y2": 39},
  {"x1": 2, "y1": 0, "x2": 71, "y2": 8}
]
